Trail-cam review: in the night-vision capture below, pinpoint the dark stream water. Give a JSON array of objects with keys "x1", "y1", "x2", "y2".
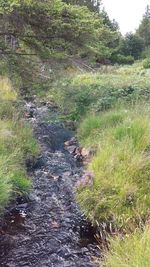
[{"x1": 0, "y1": 102, "x2": 100, "y2": 267}]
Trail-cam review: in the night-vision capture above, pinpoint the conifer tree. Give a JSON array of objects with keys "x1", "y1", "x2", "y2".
[{"x1": 137, "y1": 5, "x2": 150, "y2": 47}]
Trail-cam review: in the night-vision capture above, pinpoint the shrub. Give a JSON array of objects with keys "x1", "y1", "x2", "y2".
[
  {"x1": 115, "y1": 55, "x2": 134, "y2": 65},
  {"x1": 143, "y1": 58, "x2": 150, "y2": 69}
]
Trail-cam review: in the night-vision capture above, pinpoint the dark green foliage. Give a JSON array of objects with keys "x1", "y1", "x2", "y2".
[
  {"x1": 119, "y1": 33, "x2": 144, "y2": 59},
  {"x1": 142, "y1": 46, "x2": 150, "y2": 58},
  {"x1": 114, "y1": 54, "x2": 134, "y2": 65},
  {"x1": 137, "y1": 5, "x2": 150, "y2": 47},
  {"x1": 0, "y1": 0, "x2": 117, "y2": 62}
]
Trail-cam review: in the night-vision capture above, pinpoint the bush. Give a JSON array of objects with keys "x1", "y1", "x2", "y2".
[
  {"x1": 115, "y1": 54, "x2": 134, "y2": 65},
  {"x1": 104, "y1": 226, "x2": 150, "y2": 267},
  {"x1": 143, "y1": 58, "x2": 150, "y2": 69}
]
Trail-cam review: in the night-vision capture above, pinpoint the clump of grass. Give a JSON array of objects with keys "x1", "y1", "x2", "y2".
[
  {"x1": 77, "y1": 106, "x2": 150, "y2": 230},
  {"x1": 0, "y1": 101, "x2": 17, "y2": 120},
  {"x1": 0, "y1": 77, "x2": 17, "y2": 101},
  {"x1": 78, "y1": 111, "x2": 124, "y2": 146},
  {"x1": 0, "y1": 156, "x2": 12, "y2": 206},
  {"x1": 104, "y1": 226, "x2": 150, "y2": 267}
]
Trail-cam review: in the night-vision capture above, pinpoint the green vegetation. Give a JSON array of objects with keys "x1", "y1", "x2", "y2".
[
  {"x1": 60, "y1": 63, "x2": 150, "y2": 265},
  {"x1": 0, "y1": 1, "x2": 150, "y2": 266},
  {"x1": 104, "y1": 226, "x2": 150, "y2": 267},
  {"x1": 113, "y1": 6, "x2": 150, "y2": 62},
  {"x1": 77, "y1": 105, "x2": 150, "y2": 230},
  {"x1": 78, "y1": 111, "x2": 124, "y2": 147},
  {"x1": 48, "y1": 62, "x2": 150, "y2": 233},
  {"x1": 50, "y1": 62, "x2": 150, "y2": 120},
  {"x1": 0, "y1": 76, "x2": 38, "y2": 210},
  {"x1": 0, "y1": 0, "x2": 119, "y2": 62}
]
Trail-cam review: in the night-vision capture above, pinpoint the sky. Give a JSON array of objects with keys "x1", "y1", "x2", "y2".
[{"x1": 102, "y1": 0, "x2": 150, "y2": 35}]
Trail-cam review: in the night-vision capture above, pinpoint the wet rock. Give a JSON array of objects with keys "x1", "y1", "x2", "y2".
[
  {"x1": 81, "y1": 148, "x2": 91, "y2": 158},
  {"x1": 64, "y1": 137, "x2": 77, "y2": 147},
  {"x1": 51, "y1": 221, "x2": 60, "y2": 229},
  {"x1": 76, "y1": 172, "x2": 94, "y2": 188},
  {"x1": 66, "y1": 145, "x2": 77, "y2": 154}
]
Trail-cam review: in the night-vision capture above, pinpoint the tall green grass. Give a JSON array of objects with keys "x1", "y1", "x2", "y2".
[
  {"x1": 77, "y1": 105, "x2": 150, "y2": 230},
  {"x1": 104, "y1": 226, "x2": 150, "y2": 267},
  {"x1": 78, "y1": 111, "x2": 124, "y2": 147},
  {"x1": 71, "y1": 65, "x2": 150, "y2": 266},
  {"x1": 0, "y1": 76, "x2": 39, "y2": 211}
]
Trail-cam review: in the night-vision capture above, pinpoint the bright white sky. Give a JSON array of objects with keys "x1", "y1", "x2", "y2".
[{"x1": 102, "y1": 0, "x2": 150, "y2": 35}]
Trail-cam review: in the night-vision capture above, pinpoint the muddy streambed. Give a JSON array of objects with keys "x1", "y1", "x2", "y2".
[{"x1": 0, "y1": 101, "x2": 100, "y2": 267}]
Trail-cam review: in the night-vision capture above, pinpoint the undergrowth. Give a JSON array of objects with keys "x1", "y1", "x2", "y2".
[{"x1": 49, "y1": 63, "x2": 150, "y2": 120}]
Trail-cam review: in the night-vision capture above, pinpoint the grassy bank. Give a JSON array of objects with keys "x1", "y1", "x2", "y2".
[
  {"x1": 0, "y1": 76, "x2": 38, "y2": 211},
  {"x1": 77, "y1": 105, "x2": 150, "y2": 231}
]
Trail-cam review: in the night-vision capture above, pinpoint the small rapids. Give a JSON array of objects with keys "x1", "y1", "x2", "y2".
[{"x1": 0, "y1": 101, "x2": 100, "y2": 267}]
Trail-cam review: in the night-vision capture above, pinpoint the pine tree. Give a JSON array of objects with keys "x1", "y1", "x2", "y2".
[
  {"x1": 137, "y1": 5, "x2": 150, "y2": 47},
  {"x1": 120, "y1": 33, "x2": 144, "y2": 59},
  {"x1": 101, "y1": 8, "x2": 119, "y2": 31}
]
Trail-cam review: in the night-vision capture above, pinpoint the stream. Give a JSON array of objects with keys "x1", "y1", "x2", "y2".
[{"x1": 0, "y1": 100, "x2": 100, "y2": 267}]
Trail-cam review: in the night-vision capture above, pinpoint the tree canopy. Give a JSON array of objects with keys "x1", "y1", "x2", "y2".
[{"x1": 0, "y1": 0, "x2": 118, "y2": 61}]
